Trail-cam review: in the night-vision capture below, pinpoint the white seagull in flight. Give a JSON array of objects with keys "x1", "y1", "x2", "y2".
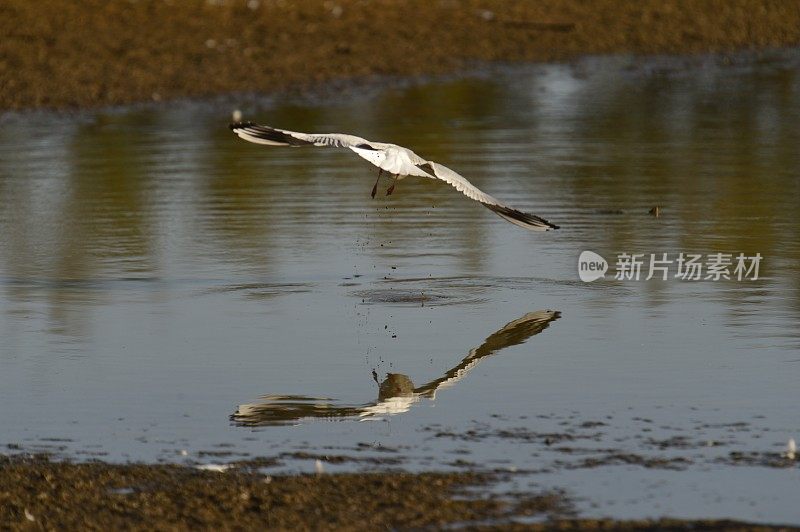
[{"x1": 229, "y1": 122, "x2": 559, "y2": 231}]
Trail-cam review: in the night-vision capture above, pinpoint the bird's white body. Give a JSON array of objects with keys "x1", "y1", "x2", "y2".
[
  {"x1": 230, "y1": 122, "x2": 559, "y2": 231},
  {"x1": 350, "y1": 143, "x2": 430, "y2": 178}
]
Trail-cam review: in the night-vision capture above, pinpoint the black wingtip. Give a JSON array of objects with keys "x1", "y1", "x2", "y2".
[
  {"x1": 229, "y1": 122, "x2": 313, "y2": 146},
  {"x1": 485, "y1": 203, "x2": 559, "y2": 231},
  {"x1": 229, "y1": 121, "x2": 255, "y2": 131}
]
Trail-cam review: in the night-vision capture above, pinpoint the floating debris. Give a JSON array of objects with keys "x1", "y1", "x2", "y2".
[{"x1": 195, "y1": 463, "x2": 230, "y2": 473}]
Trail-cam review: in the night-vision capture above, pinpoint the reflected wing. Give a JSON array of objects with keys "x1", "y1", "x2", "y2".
[
  {"x1": 418, "y1": 161, "x2": 559, "y2": 231},
  {"x1": 414, "y1": 310, "x2": 561, "y2": 398},
  {"x1": 467, "y1": 310, "x2": 561, "y2": 360},
  {"x1": 231, "y1": 393, "x2": 415, "y2": 426},
  {"x1": 231, "y1": 395, "x2": 365, "y2": 427}
]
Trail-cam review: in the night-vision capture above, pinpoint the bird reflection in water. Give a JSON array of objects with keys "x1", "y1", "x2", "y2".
[{"x1": 232, "y1": 310, "x2": 561, "y2": 426}]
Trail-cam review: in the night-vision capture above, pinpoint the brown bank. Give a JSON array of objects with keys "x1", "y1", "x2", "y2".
[
  {"x1": 2, "y1": 0, "x2": 800, "y2": 111},
  {"x1": 0, "y1": 456, "x2": 791, "y2": 530}
]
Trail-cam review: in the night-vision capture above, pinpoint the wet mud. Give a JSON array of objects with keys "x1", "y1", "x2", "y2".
[
  {"x1": 0, "y1": 455, "x2": 791, "y2": 531},
  {"x1": 3, "y1": 0, "x2": 800, "y2": 110}
]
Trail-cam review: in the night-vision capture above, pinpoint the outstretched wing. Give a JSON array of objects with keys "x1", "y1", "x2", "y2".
[
  {"x1": 230, "y1": 121, "x2": 389, "y2": 170},
  {"x1": 417, "y1": 161, "x2": 559, "y2": 231},
  {"x1": 230, "y1": 121, "x2": 372, "y2": 149}
]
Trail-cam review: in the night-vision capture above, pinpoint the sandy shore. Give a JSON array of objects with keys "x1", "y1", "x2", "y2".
[
  {"x1": 0, "y1": 456, "x2": 790, "y2": 530},
  {"x1": 2, "y1": 0, "x2": 800, "y2": 110}
]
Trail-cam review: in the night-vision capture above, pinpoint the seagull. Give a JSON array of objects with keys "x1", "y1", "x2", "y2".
[{"x1": 230, "y1": 122, "x2": 559, "y2": 231}]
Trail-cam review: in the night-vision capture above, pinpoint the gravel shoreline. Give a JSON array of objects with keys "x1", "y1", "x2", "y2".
[
  {"x1": 3, "y1": 0, "x2": 800, "y2": 111},
  {"x1": 0, "y1": 456, "x2": 791, "y2": 530}
]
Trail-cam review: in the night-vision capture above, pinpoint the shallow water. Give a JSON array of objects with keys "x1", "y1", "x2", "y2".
[{"x1": 1, "y1": 51, "x2": 799, "y2": 522}]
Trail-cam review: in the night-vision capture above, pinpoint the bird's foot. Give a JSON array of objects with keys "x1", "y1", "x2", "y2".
[
  {"x1": 386, "y1": 183, "x2": 395, "y2": 196},
  {"x1": 371, "y1": 170, "x2": 382, "y2": 199}
]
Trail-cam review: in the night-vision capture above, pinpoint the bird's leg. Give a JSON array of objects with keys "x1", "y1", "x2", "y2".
[
  {"x1": 371, "y1": 169, "x2": 383, "y2": 199},
  {"x1": 386, "y1": 175, "x2": 398, "y2": 196}
]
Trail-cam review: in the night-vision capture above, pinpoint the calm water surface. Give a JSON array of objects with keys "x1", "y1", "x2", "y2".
[{"x1": 1, "y1": 52, "x2": 799, "y2": 522}]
